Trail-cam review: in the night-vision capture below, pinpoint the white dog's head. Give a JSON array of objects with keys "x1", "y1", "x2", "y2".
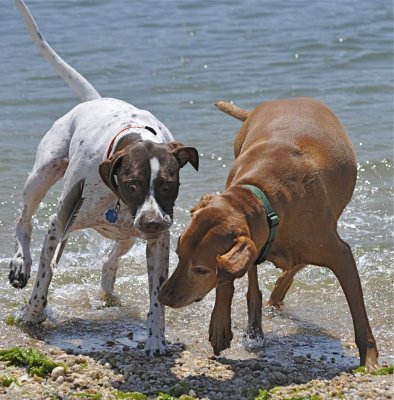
[{"x1": 99, "y1": 140, "x2": 198, "y2": 235}]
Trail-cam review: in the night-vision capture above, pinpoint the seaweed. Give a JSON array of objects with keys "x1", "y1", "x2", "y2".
[
  {"x1": 4, "y1": 315, "x2": 16, "y2": 326},
  {"x1": 352, "y1": 364, "x2": 394, "y2": 376},
  {"x1": 0, "y1": 373, "x2": 19, "y2": 387},
  {"x1": 114, "y1": 391, "x2": 147, "y2": 399},
  {"x1": 73, "y1": 393, "x2": 103, "y2": 400},
  {"x1": 0, "y1": 346, "x2": 66, "y2": 377}
]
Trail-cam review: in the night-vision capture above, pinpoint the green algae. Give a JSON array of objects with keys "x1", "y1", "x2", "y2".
[{"x1": 0, "y1": 346, "x2": 66, "y2": 377}]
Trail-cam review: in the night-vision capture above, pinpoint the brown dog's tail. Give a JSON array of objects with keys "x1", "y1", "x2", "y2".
[{"x1": 215, "y1": 101, "x2": 250, "y2": 121}]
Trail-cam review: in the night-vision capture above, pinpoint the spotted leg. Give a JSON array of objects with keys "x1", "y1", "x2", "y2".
[
  {"x1": 9, "y1": 158, "x2": 68, "y2": 289},
  {"x1": 144, "y1": 230, "x2": 170, "y2": 356},
  {"x1": 19, "y1": 214, "x2": 62, "y2": 323}
]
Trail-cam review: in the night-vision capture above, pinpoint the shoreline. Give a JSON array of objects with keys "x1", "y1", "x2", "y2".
[{"x1": 1, "y1": 340, "x2": 392, "y2": 400}]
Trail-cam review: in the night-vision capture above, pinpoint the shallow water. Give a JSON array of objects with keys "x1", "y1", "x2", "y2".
[{"x1": 0, "y1": 0, "x2": 392, "y2": 369}]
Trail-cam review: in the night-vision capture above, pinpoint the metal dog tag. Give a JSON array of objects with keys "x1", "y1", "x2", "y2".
[
  {"x1": 105, "y1": 208, "x2": 118, "y2": 223},
  {"x1": 105, "y1": 200, "x2": 120, "y2": 223}
]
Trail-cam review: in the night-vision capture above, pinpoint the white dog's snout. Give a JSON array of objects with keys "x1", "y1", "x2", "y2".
[{"x1": 134, "y1": 195, "x2": 172, "y2": 233}]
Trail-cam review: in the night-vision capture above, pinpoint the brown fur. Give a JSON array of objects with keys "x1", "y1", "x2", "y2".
[{"x1": 160, "y1": 97, "x2": 379, "y2": 370}]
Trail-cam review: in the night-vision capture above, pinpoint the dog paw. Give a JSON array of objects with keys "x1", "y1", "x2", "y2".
[
  {"x1": 9, "y1": 256, "x2": 31, "y2": 289},
  {"x1": 99, "y1": 292, "x2": 122, "y2": 307},
  {"x1": 364, "y1": 347, "x2": 380, "y2": 372},
  {"x1": 144, "y1": 335, "x2": 167, "y2": 357},
  {"x1": 14, "y1": 306, "x2": 47, "y2": 325},
  {"x1": 242, "y1": 327, "x2": 265, "y2": 349},
  {"x1": 209, "y1": 324, "x2": 233, "y2": 356}
]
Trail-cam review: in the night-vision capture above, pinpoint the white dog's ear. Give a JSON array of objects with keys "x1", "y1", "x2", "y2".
[
  {"x1": 216, "y1": 236, "x2": 257, "y2": 280},
  {"x1": 168, "y1": 142, "x2": 199, "y2": 171},
  {"x1": 99, "y1": 153, "x2": 123, "y2": 195}
]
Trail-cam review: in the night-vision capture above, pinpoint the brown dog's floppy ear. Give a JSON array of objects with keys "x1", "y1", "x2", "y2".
[
  {"x1": 216, "y1": 236, "x2": 257, "y2": 280},
  {"x1": 168, "y1": 142, "x2": 199, "y2": 171},
  {"x1": 99, "y1": 153, "x2": 123, "y2": 195}
]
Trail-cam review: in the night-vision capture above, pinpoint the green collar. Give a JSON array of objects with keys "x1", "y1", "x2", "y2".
[{"x1": 241, "y1": 184, "x2": 279, "y2": 264}]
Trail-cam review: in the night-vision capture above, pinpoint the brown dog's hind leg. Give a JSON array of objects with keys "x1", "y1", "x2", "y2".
[
  {"x1": 246, "y1": 264, "x2": 264, "y2": 340},
  {"x1": 324, "y1": 235, "x2": 379, "y2": 370},
  {"x1": 267, "y1": 264, "x2": 306, "y2": 308}
]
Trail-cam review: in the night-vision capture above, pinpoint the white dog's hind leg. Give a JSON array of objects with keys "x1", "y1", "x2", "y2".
[
  {"x1": 101, "y1": 238, "x2": 135, "y2": 295},
  {"x1": 20, "y1": 214, "x2": 62, "y2": 323},
  {"x1": 10, "y1": 158, "x2": 68, "y2": 289},
  {"x1": 144, "y1": 230, "x2": 170, "y2": 356}
]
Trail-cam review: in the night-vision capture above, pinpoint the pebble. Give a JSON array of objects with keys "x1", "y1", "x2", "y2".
[
  {"x1": 0, "y1": 346, "x2": 391, "y2": 400},
  {"x1": 294, "y1": 355, "x2": 307, "y2": 363},
  {"x1": 51, "y1": 366, "x2": 65, "y2": 379}
]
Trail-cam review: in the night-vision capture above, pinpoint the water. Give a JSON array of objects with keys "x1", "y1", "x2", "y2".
[{"x1": 0, "y1": 0, "x2": 392, "y2": 369}]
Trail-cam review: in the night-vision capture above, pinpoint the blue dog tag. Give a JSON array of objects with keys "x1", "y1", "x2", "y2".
[{"x1": 105, "y1": 208, "x2": 118, "y2": 223}]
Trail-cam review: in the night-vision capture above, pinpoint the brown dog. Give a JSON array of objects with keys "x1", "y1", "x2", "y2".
[{"x1": 159, "y1": 97, "x2": 379, "y2": 369}]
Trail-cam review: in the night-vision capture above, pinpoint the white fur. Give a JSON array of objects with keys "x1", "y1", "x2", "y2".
[{"x1": 11, "y1": 0, "x2": 175, "y2": 356}]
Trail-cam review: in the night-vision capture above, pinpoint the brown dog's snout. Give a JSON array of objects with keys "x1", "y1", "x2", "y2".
[
  {"x1": 159, "y1": 275, "x2": 194, "y2": 309},
  {"x1": 158, "y1": 285, "x2": 178, "y2": 308}
]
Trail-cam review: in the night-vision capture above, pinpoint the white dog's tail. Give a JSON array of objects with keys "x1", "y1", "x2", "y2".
[
  {"x1": 15, "y1": 0, "x2": 101, "y2": 102},
  {"x1": 215, "y1": 101, "x2": 250, "y2": 121}
]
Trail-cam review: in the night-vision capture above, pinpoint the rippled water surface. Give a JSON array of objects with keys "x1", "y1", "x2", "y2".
[{"x1": 0, "y1": 0, "x2": 392, "y2": 368}]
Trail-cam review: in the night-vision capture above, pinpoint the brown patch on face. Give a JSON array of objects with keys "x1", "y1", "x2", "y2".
[{"x1": 99, "y1": 140, "x2": 199, "y2": 221}]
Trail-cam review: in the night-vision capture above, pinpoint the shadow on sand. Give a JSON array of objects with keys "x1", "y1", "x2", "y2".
[{"x1": 18, "y1": 305, "x2": 361, "y2": 399}]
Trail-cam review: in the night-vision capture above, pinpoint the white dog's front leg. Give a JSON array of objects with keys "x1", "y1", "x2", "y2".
[
  {"x1": 101, "y1": 238, "x2": 135, "y2": 295},
  {"x1": 144, "y1": 230, "x2": 169, "y2": 356}
]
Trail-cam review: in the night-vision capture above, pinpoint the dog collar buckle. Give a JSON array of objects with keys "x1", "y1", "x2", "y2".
[{"x1": 267, "y1": 212, "x2": 279, "y2": 228}]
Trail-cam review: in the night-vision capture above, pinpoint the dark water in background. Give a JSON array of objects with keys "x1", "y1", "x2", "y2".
[{"x1": 0, "y1": 1, "x2": 392, "y2": 367}]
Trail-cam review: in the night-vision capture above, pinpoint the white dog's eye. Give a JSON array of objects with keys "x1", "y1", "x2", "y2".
[
  {"x1": 158, "y1": 180, "x2": 177, "y2": 194},
  {"x1": 126, "y1": 182, "x2": 137, "y2": 192}
]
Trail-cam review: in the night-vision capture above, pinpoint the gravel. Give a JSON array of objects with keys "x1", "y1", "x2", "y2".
[{"x1": 0, "y1": 342, "x2": 392, "y2": 399}]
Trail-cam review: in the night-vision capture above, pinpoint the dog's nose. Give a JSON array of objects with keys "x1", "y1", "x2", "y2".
[{"x1": 141, "y1": 220, "x2": 162, "y2": 233}]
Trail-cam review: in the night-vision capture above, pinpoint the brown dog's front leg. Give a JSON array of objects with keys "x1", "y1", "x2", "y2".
[
  {"x1": 246, "y1": 265, "x2": 263, "y2": 339},
  {"x1": 209, "y1": 281, "x2": 234, "y2": 355}
]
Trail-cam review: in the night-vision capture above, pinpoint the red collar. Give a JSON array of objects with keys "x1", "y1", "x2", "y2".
[{"x1": 106, "y1": 125, "x2": 157, "y2": 158}]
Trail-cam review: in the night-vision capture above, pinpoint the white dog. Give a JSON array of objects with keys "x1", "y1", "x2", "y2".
[{"x1": 10, "y1": 0, "x2": 198, "y2": 355}]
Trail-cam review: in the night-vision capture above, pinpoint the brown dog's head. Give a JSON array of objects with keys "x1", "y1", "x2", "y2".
[
  {"x1": 99, "y1": 140, "x2": 198, "y2": 235},
  {"x1": 159, "y1": 193, "x2": 258, "y2": 308}
]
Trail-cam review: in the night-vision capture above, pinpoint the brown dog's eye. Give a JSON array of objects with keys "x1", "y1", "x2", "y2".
[{"x1": 193, "y1": 266, "x2": 209, "y2": 276}]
